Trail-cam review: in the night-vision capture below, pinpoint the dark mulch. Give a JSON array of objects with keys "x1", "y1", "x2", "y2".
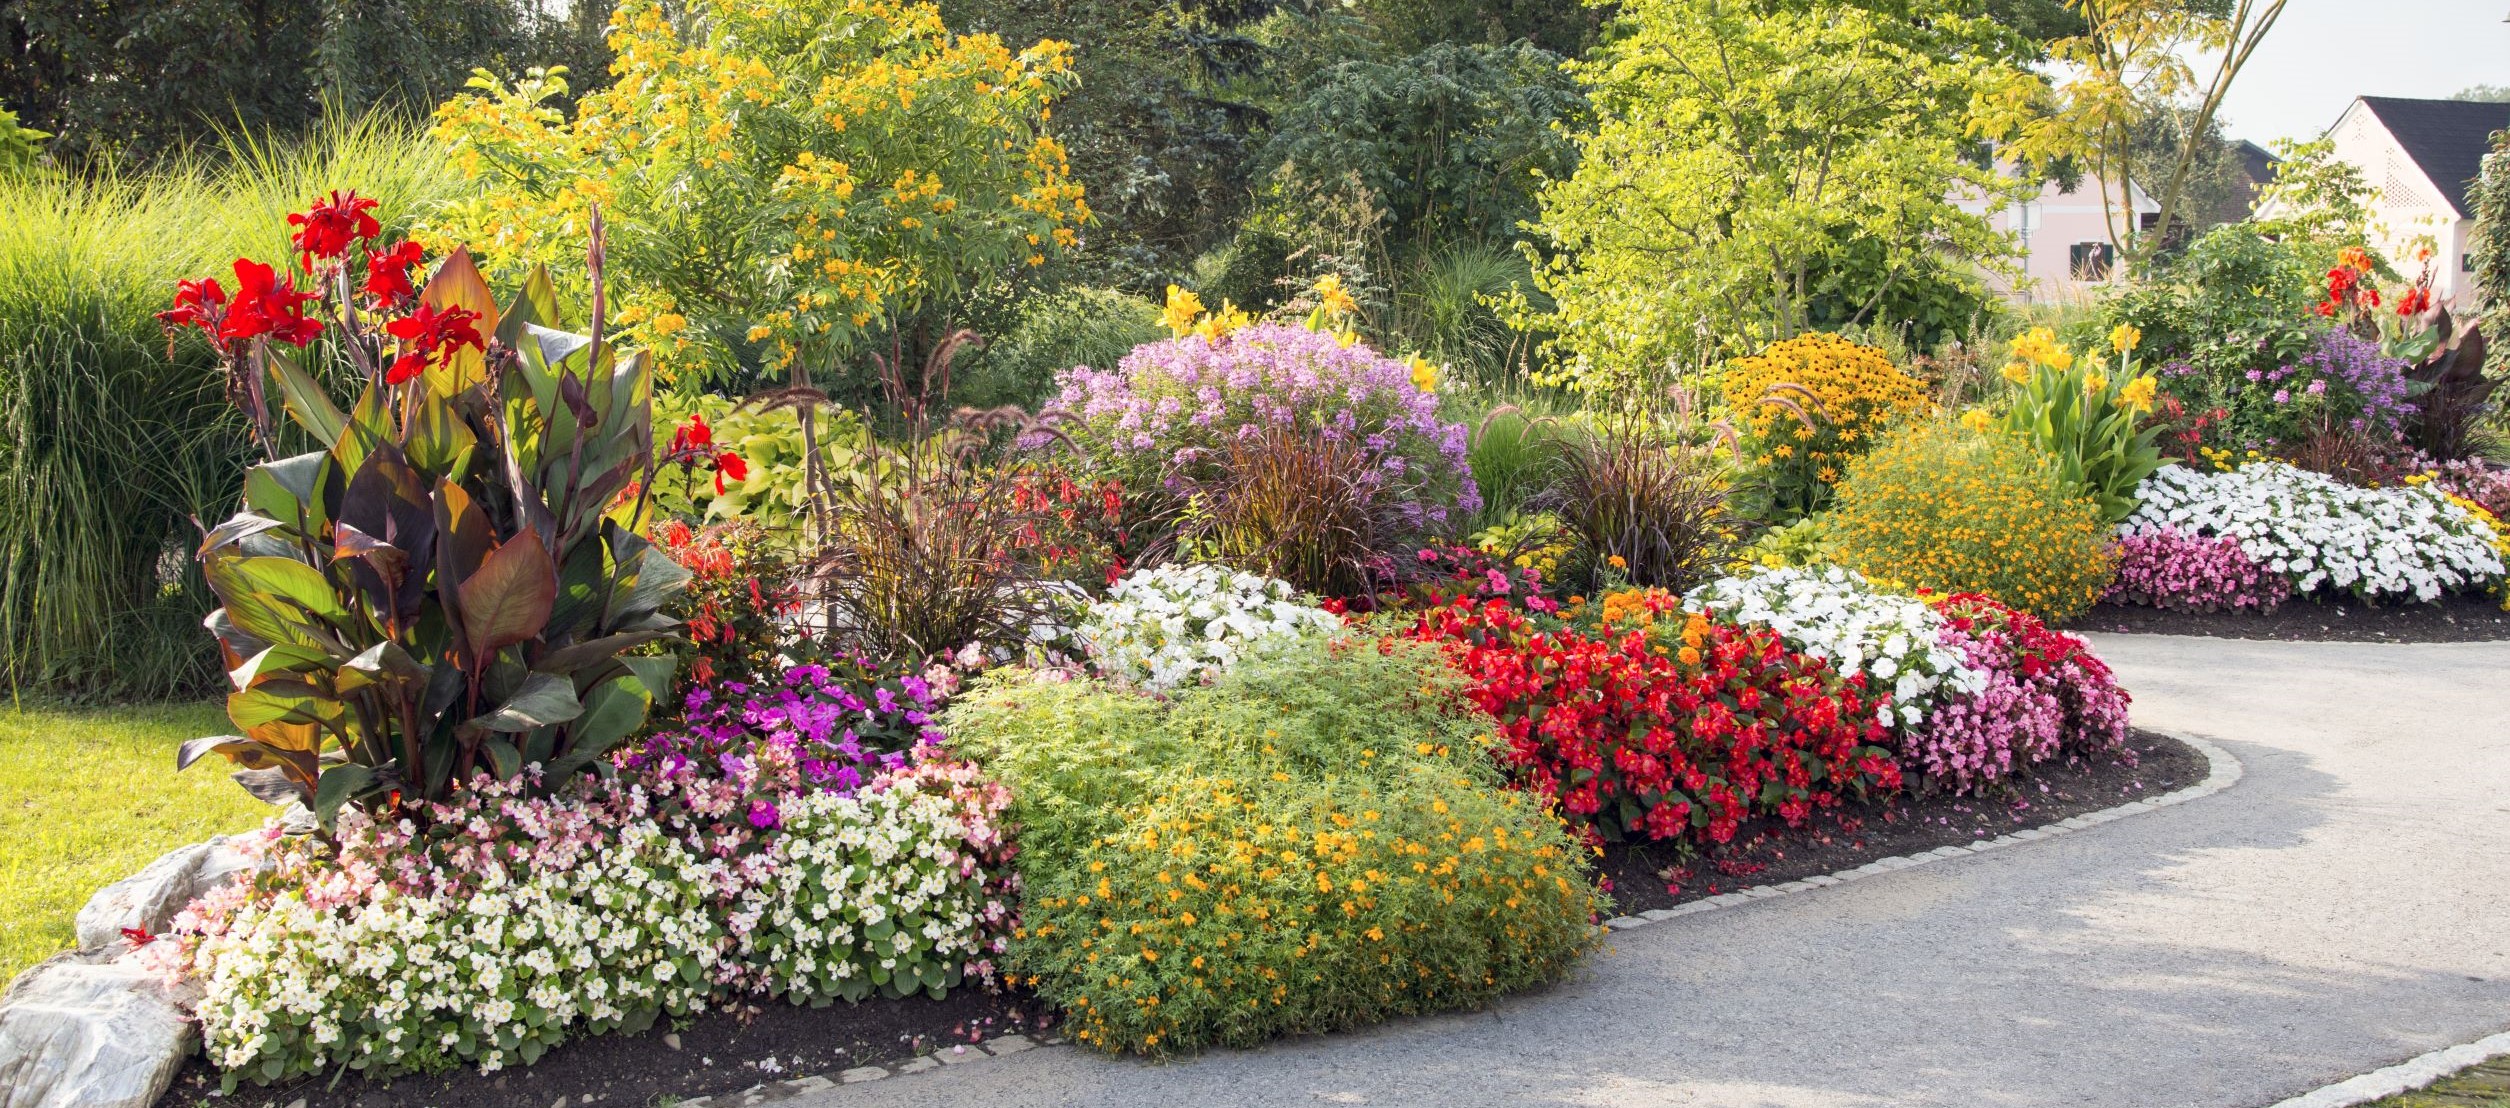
[
  {"x1": 2081, "y1": 593, "x2": 2510, "y2": 643},
  {"x1": 154, "y1": 986, "x2": 1060, "y2": 1108},
  {"x1": 1602, "y1": 728, "x2": 2208, "y2": 916}
]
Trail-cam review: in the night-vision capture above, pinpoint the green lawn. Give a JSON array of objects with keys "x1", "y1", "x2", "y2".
[{"x1": 0, "y1": 701, "x2": 269, "y2": 983}]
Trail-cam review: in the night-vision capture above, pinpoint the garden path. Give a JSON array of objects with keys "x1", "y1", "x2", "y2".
[{"x1": 792, "y1": 635, "x2": 2510, "y2": 1108}]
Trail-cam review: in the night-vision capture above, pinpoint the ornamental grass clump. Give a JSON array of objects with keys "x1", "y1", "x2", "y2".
[
  {"x1": 2104, "y1": 525, "x2": 2291, "y2": 614},
  {"x1": 947, "y1": 636, "x2": 1601, "y2": 1055},
  {"x1": 1540, "y1": 425, "x2": 1736, "y2": 593},
  {"x1": 1723, "y1": 333, "x2": 1932, "y2": 516},
  {"x1": 2123, "y1": 463, "x2": 2504, "y2": 602},
  {"x1": 1829, "y1": 422, "x2": 2117, "y2": 622}
]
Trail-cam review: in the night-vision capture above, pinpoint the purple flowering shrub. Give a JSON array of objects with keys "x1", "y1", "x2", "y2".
[
  {"x1": 1903, "y1": 594, "x2": 2133, "y2": 795},
  {"x1": 2104, "y1": 525, "x2": 2292, "y2": 613},
  {"x1": 1043, "y1": 323, "x2": 1481, "y2": 530},
  {"x1": 624, "y1": 653, "x2": 955, "y2": 807}
]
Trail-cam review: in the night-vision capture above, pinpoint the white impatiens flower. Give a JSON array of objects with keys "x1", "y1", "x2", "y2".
[
  {"x1": 1683, "y1": 565, "x2": 1985, "y2": 729},
  {"x1": 2123, "y1": 463, "x2": 2503, "y2": 603},
  {"x1": 1078, "y1": 563, "x2": 1341, "y2": 691}
]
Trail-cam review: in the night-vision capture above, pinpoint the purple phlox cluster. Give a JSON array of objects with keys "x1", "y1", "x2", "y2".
[
  {"x1": 2106, "y1": 525, "x2": 2292, "y2": 613},
  {"x1": 1040, "y1": 323, "x2": 1481, "y2": 527},
  {"x1": 2264, "y1": 329, "x2": 2415, "y2": 434}
]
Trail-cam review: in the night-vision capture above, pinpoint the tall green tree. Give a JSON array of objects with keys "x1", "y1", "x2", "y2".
[
  {"x1": 0, "y1": 0, "x2": 609, "y2": 168},
  {"x1": 1518, "y1": 0, "x2": 2034, "y2": 394}
]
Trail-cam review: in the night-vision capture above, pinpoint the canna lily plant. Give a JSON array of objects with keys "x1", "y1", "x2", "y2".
[
  {"x1": 1995, "y1": 326, "x2": 2166, "y2": 523},
  {"x1": 158, "y1": 197, "x2": 684, "y2": 826}
]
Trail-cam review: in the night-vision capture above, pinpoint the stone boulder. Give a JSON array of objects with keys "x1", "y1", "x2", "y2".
[
  {"x1": 72, "y1": 836, "x2": 254, "y2": 952},
  {"x1": 0, "y1": 954, "x2": 196, "y2": 1108}
]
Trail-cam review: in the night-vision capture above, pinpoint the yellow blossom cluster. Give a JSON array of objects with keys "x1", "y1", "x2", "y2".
[
  {"x1": 1829, "y1": 421, "x2": 2117, "y2": 622},
  {"x1": 1723, "y1": 333, "x2": 1933, "y2": 513},
  {"x1": 1159, "y1": 284, "x2": 1252, "y2": 343},
  {"x1": 428, "y1": 0, "x2": 1086, "y2": 383},
  {"x1": 1015, "y1": 760, "x2": 1599, "y2": 1056}
]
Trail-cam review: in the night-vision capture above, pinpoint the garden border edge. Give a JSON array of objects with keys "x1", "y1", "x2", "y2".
[
  {"x1": 2259, "y1": 1028, "x2": 2510, "y2": 1108},
  {"x1": 671, "y1": 728, "x2": 2243, "y2": 1107}
]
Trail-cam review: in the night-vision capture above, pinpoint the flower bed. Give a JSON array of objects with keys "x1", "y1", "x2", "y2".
[
  {"x1": 2122, "y1": 463, "x2": 2504, "y2": 602},
  {"x1": 1077, "y1": 563, "x2": 1342, "y2": 690},
  {"x1": 1682, "y1": 566, "x2": 1984, "y2": 728},
  {"x1": 163, "y1": 673, "x2": 1012, "y2": 1086}
]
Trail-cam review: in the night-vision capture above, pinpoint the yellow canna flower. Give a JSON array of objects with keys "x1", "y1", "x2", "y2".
[
  {"x1": 2083, "y1": 372, "x2": 2107, "y2": 394},
  {"x1": 2108, "y1": 323, "x2": 2141, "y2": 353},
  {"x1": 1999, "y1": 360, "x2": 2031, "y2": 384},
  {"x1": 1959, "y1": 408, "x2": 1994, "y2": 433},
  {"x1": 2118, "y1": 375, "x2": 2157, "y2": 413},
  {"x1": 1408, "y1": 356, "x2": 1439, "y2": 393}
]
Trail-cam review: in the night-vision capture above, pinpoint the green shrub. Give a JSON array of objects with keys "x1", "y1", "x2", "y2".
[
  {"x1": 0, "y1": 117, "x2": 454, "y2": 700},
  {"x1": 954, "y1": 286, "x2": 1162, "y2": 410},
  {"x1": 948, "y1": 636, "x2": 1602, "y2": 1054},
  {"x1": 1829, "y1": 422, "x2": 2116, "y2": 622}
]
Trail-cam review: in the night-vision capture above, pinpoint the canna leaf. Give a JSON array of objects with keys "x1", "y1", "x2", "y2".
[
  {"x1": 420, "y1": 248, "x2": 501, "y2": 397},
  {"x1": 265, "y1": 346, "x2": 349, "y2": 447},
  {"x1": 470, "y1": 671, "x2": 583, "y2": 733},
  {"x1": 458, "y1": 531, "x2": 559, "y2": 662}
]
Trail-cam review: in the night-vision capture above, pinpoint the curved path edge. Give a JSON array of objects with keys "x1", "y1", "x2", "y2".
[
  {"x1": 684, "y1": 729, "x2": 2246, "y2": 1108},
  {"x1": 2265, "y1": 1029, "x2": 2510, "y2": 1108}
]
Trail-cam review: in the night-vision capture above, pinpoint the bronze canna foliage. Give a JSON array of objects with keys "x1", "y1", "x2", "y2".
[{"x1": 177, "y1": 235, "x2": 683, "y2": 827}]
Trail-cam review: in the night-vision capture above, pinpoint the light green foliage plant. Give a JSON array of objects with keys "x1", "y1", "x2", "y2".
[
  {"x1": 951, "y1": 286, "x2": 1164, "y2": 409},
  {"x1": 0, "y1": 106, "x2": 47, "y2": 173},
  {"x1": 431, "y1": 0, "x2": 1088, "y2": 388},
  {"x1": 948, "y1": 636, "x2": 1602, "y2": 1055},
  {"x1": 1517, "y1": 0, "x2": 2032, "y2": 393},
  {"x1": 649, "y1": 393, "x2": 867, "y2": 531}
]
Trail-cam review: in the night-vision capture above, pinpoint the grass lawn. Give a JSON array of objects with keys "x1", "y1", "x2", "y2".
[{"x1": 0, "y1": 700, "x2": 269, "y2": 983}]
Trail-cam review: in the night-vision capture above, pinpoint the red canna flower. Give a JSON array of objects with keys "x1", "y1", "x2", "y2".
[
  {"x1": 287, "y1": 189, "x2": 382, "y2": 271},
  {"x1": 382, "y1": 302, "x2": 485, "y2": 385},
  {"x1": 363, "y1": 240, "x2": 425, "y2": 308},
  {"x1": 157, "y1": 276, "x2": 231, "y2": 338},
  {"x1": 222, "y1": 258, "x2": 325, "y2": 347},
  {"x1": 668, "y1": 413, "x2": 716, "y2": 463},
  {"x1": 713, "y1": 451, "x2": 749, "y2": 494}
]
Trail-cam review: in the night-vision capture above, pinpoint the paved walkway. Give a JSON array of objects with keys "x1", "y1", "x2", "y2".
[{"x1": 795, "y1": 635, "x2": 2510, "y2": 1108}]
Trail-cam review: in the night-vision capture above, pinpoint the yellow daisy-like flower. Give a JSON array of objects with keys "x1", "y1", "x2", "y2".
[
  {"x1": 1999, "y1": 360, "x2": 2031, "y2": 384},
  {"x1": 2108, "y1": 323, "x2": 2141, "y2": 353},
  {"x1": 1959, "y1": 408, "x2": 1994, "y2": 433}
]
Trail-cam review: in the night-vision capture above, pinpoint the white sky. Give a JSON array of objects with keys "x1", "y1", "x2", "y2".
[{"x1": 2214, "y1": 0, "x2": 2510, "y2": 146}]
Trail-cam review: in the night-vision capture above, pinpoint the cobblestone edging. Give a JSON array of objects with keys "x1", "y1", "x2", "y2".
[
  {"x1": 2261, "y1": 1029, "x2": 2510, "y2": 1108},
  {"x1": 678, "y1": 729, "x2": 2242, "y2": 1105}
]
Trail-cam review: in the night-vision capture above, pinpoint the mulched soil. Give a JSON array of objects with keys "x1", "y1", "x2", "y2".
[
  {"x1": 2080, "y1": 594, "x2": 2510, "y2": 643},
  {"x1": 156, "y1": 730, "x2": 2207, "y2": 1107},
  {"x1": 154, "y1": 986, "x2": 1061, "y2": 1108},
  {"x1": 1602, "y1": 728, "x2": 2208, "y2": 916}
]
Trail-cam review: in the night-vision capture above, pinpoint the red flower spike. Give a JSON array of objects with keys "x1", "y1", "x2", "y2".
[
  {"x1": 287, "y1": 189, "x2": 382, "y2": 271},
  {"x1": 157, "y1": 276, "x2": 230, "y2": 335}
]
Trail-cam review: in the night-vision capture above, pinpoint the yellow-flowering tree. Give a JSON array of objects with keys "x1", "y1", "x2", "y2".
[{"x1": 431, "y1": 0, "x2": 1089, "y2": 387}]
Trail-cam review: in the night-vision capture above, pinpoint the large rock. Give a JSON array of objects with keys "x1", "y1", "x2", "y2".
[
  {"x1": 72, "y1": 836, "x2": 254, "y2": 952},
  {"x1": 0, "y1": 954, "x2": 196, "y2": 1108}
]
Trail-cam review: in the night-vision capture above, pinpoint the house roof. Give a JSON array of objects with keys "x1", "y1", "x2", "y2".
[
  {"x1": 2357, "y1": 96, "x2": 2510, "y2": 217},
  {"x1": 2234, "y1": 140, "x2": 2279, "y2": 187}
]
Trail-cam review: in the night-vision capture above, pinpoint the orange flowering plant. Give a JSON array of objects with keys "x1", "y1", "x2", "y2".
[{"x1": 431, "y1": 0, "x2": 1088, "y2": 385}]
